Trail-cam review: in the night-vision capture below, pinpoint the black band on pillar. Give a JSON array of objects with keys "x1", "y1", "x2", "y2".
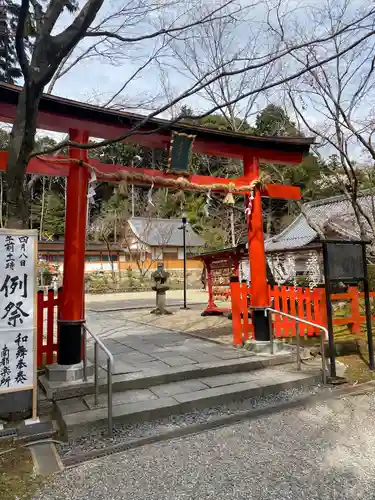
[
  {"x1": 58, "y1": 319, "x2": 84, "y2": 365},
  {"x1": 230, "y1": 276, "x2": 239, "y2": 283},
  {"x1": 252, "y1": 308, "x2": 270, "y2": 341}
]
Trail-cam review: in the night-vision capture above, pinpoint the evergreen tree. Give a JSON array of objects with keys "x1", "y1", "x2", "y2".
[
  {"x1": 42, "y1": 192, "x2": 66, "y2": 237},
  {"x1": 31, "y1": 191, "x2": 66, "y2": 238},
  {"x1": 0, "y1": 0, "x2": 22, "y2": 83},
  {"x1": 0, "y1": 128, "x2": 9, "y2": 148},
  {"x1": 255, "y1": 104, "x2": 300, "y2": 137},
  {"x1": 0, "y1": 0, "x2": 78, "y2": 85}
]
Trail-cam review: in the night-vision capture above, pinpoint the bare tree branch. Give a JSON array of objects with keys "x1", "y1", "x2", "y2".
[
  {"x1": 29, "y1": 0, "x2": 44, "y2": 32},
  {"x1": 49, "y1": 0, "x2": 104, "y2": 53},
  {"x1": 40, "y1": 0, "x2": 69, "y2": 38},
  {"x1": 103, "y1": 39, "x2": 169, "y2": 108},
  {"x1": 84, "y1": 0, "x2": 238, "y2": 43},
  {"x1": 286, "y1": 3, "x2": 375, "y2": 241},
  {"x1": 31, "y1": 22, "x2": 375, "y2": 158}
]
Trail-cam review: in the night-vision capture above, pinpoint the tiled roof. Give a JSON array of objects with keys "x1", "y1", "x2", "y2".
[
  {"x1": 265, "y1": 193, "x2": 374, "y2": 252},
  {"x1": 128, "y1": 217, "x2": 205, "y2": 248}
]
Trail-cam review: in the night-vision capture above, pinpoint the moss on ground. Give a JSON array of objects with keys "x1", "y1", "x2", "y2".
[{"x1": 0, "y1": 440, "x2": 44, "y2": 500}]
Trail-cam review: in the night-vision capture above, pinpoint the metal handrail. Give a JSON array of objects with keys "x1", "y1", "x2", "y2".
[
  {"x1": 82, "y1": 323, "x2": 114, "y2": 437},
  {"x1": 264, "y1": 307, "x2": 328, "y2": 384}
]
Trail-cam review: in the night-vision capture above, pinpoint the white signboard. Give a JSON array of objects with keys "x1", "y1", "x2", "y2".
[{"x1": 0, "y1": 230, "x2": 37, "y2": 401}]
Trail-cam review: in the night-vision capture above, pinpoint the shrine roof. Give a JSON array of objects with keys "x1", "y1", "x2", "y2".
[
  {"x1": 0, "y1": 82, "x2": 314, "y2": 161},
  {"x1": 265, "y1": 193, "x2": 374, "y2": 252},
  {"x1": 128, "y1": 217, "x2": 205, "y2": 248},
  {"x1": 192, "y1": 244, "x2": 247, "y2": 260}
]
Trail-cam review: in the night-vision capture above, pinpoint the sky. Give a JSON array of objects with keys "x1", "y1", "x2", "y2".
[{"x1": 47, "y1": 0, "x2": 315, "y2": 119}]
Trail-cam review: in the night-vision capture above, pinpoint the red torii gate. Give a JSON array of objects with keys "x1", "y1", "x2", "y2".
[{"x1": 0, "y1": 82, "x2": 313, "y2": 359}]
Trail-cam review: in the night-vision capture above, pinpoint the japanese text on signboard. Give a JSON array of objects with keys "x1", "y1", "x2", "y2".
[
  {"x1": 325, "y1": 243, "x2": 364, "y2": 281},
  {"x1": 0, "y1": 233, "x2": 35, "y2": 392}
]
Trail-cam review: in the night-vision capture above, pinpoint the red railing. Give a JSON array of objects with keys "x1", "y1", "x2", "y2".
[
  {"x1": 230, "y1": 282, "x2": 375, "y2": 344},
  {"x1": 37, "y1": 288, "x2": 62, "y2": 367},
  {"x1": 269, "y1": 286, "x2": 326, "y2": 337}
]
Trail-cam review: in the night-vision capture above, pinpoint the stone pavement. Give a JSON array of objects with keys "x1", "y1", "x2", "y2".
[
  {"x1": 85, "y1": 309, "x2": 251, "y2": 375},
  {"x1": 86, "y1": 305, "x2": 232, "y2": 347}
]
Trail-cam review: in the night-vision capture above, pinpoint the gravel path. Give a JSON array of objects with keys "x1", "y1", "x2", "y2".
[{"x1": 35, "y1": 391, "x2": 375, "y2": 500}]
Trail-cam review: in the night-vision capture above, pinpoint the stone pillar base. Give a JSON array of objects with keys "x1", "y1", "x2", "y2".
[
  {"x1": 45, "y1": 361, "x2": 94, "y2": 383},
  {"x1": 244, "y1": 339, "x2": 294, "y2": 355}
]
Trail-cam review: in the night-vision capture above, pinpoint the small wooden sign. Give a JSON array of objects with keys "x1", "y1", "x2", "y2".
[
  {"x1": 325, "y1": 242, "x2": 364, "y2": 281},
  {"x1": 167, "y1": 131, "x2": 195, "y2": 172}
]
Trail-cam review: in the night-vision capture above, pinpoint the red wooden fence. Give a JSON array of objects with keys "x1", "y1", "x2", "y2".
[
  {"x1": 230, "y1": 281, "x2": 375, "y2": 344},
  {"x1": 36, "y1": 283, "x2": 375, "y2": 361},
  {"x1": 37, "y1": 288, "x2": 62, "y2": 367}
]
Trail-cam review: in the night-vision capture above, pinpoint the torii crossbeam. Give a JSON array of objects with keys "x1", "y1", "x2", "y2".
[{"x1": 0, "y1": 81, "x2": 313, "y2": 360}]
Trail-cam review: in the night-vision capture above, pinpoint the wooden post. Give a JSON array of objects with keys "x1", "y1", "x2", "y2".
[
  {"x1": 241, "y1": 280, "x2": 250, "y2": 341},
  {"x1": 349, "y1": 286, "x2": 361, "y2": 334},
  {"x1": 206, "y1": 260, "x2": 216, "y2": 310},
  {"x1": 230, "y1": 276, "x2": 243, "y2": 346},
  {"x1": 46, "y1": 288, "x2": 55, "y2": 364},
  {"x1": 37, "y1": 290, "x2": 44, "y2": 367}
]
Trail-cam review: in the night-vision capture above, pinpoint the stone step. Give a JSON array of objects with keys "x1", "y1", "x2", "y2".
[
  {"x1": 57, "y1": 366, "x2": 320, "y2": 437},
  {"x1": 41, "y1": 353, "x2": 294, "y2": 401}
]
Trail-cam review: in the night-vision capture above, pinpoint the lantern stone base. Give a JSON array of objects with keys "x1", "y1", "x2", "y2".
[
  {"x1": 150, "y1": 286, "x2": 173, "y2": 315},
  {"x1": 45, "y1": 362, "x2": 94, "y2": 383}
]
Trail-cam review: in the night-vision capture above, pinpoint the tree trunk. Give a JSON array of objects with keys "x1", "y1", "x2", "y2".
[
  {"x1": 6, "y1": 84, "x2": 42, "y2": 229},
  {"x1": 104, "y1": 237, "x2": 115, "y2": 281}
]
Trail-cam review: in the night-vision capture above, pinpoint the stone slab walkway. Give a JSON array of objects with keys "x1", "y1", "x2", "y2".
[
  {"x1": 85, "y1": 309, "x2": 246, "y2": 374},
  {"x1": 86, "y1": 306, "x2": 232, "y2": 356}
]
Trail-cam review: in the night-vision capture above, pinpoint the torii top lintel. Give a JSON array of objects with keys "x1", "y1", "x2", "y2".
[{"x1": 0, "y1": 82, "x2": 313, "y2": 163}]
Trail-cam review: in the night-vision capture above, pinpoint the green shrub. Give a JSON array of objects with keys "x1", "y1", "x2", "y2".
[
  {"x1": 38, "y1": 262, "x2": 54, "y2": 286},
  {"x1": 367, "y1": 264, "x2": 375, "y2": 291}
]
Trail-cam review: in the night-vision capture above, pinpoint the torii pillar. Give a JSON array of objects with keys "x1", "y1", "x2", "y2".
[
  {"x1": 58, "y1": 129, "x2": 89, "y2": 366},
  {"x1": 244, "y1": 154, "x2": 271, "y2": 341}
]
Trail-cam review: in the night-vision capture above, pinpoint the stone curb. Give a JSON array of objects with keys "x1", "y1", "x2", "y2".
[
  {"x1": 62, "y1": 380, "x2": 375, "y2": 468},
  {"x1": 41, "y1": 354, "x2": 293, "y2": 401},
  {"x1": 29, "y1": 441, "x2": 64, "y2": 475}
]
